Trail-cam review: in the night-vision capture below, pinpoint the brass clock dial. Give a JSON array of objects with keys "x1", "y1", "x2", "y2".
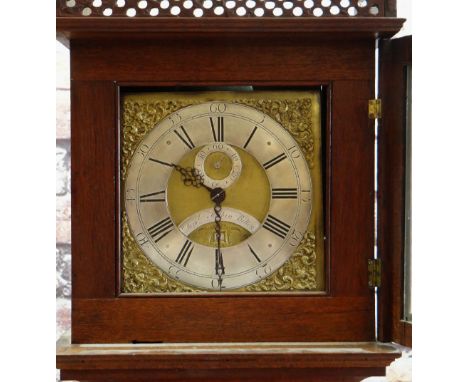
[{"x1": 125, "y1": 101, "x2": 313, "y2": 291}]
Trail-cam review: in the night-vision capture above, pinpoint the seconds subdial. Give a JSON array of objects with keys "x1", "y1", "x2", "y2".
[{"x1": 194, "y1": 143, "x2": 242, "y2": 189}]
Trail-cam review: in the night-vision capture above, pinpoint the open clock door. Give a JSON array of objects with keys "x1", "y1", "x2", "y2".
[{"x1": 378, "y1": 35, "x2": 412, "y2": 347}]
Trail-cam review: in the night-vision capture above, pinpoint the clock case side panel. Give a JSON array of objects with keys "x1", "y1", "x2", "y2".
[
  {"x1": 70, "y1": 80, "x2": 119, "y2": 300},
  {"x1": 378, "y1": 36, "x2": 412, "y2": 347},
  {"x1": 70, "y1": 38, "x2": 376, "y2": 343}
]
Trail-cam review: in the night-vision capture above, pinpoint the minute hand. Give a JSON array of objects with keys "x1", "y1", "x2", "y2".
[{"x1": 210, "y1": 187, "x2": 226, "y2": 290}]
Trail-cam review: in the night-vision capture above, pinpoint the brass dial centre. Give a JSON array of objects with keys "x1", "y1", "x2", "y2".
[{"x1": 205, "y1": 152, "x2": 232, "y2": 180}]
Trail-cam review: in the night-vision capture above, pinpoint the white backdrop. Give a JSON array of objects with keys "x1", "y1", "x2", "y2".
[{"x1": 396, "y1": 0, "x2": 412, "y2": 37}]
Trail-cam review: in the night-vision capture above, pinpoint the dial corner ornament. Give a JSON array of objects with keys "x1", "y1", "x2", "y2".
[{"x1": 121, "y1": 93, "x2": 323, "y2": 293}]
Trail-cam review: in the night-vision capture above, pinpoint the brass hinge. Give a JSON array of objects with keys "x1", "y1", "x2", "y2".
[
  {"x1": 368, "y1": 259, "x2": 382, "y2": 288},
  {"x1": 368, "y1": 99, "x2": 382, "y2": 119}
]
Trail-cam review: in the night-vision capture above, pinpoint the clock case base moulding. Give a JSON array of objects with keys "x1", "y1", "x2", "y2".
[{"x1": 57, "y1": 333, "x2": 404, "y2": 382}]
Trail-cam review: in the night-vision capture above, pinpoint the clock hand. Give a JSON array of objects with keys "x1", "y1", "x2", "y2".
[
  {"x1": 173, "y1": 163, "x2": 226, "y2": 290},
  {"x1": 211, "y1": 188, "x2": 226, "y2": 291},
  {"x1": 214, "y1": 203, "x2": 224, "y2": 290},
  {"x1": 171, "y1": 164, "x2": 212, "y2": 192}
]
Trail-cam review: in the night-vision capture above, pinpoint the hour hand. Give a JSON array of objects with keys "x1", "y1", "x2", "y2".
[{"x1": 171, "y1": 164, "x2": 211, "y2": 191}]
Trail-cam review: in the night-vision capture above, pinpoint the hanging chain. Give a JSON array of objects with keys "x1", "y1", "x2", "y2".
[{"x1": 172, "y1": 163, "x2": 224, "y2": 290}]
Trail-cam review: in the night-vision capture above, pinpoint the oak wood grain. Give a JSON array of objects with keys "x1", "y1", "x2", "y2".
[
  {"x1": 378, "y1": 36, "x2": 412, "y2": 347},
  {"x1": 60, "y1": 367, "x2": 387, "y2": 382},
  {"x1": 58, "y1": 337, "x2": 400, "y2": 381},
  {"x1": 72, "y1": 296, "x2": 374, "y2": 343},
  {"x1": 70, "y1": 29, "x2": 379, "y2": 344},
  {"x1": 57, "y1": 18, "x2": 405, "y2": 48},
  {"x1": 70, "y1": 39, "x2": 374, "y2": 82},
  {"x1": 330, "y1": 80, "x2": 375, "y2": 296},
  {"x1": 71, "y1": 81, "x2": 118, "y2": 299}
]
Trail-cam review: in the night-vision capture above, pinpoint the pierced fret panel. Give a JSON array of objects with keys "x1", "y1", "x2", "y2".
[{"x1": 57, "y1": 0, "x2": 386, "y2": 18}]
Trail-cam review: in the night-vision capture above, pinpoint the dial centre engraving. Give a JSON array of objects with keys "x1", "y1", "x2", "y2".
[{"x1": 167, "y1": 144, "x2": 271, "y2": 249}]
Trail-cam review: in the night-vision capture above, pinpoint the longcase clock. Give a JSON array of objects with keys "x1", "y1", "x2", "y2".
[{"x1": 56, "y1": 0, "x2": 410, "y2": 381}]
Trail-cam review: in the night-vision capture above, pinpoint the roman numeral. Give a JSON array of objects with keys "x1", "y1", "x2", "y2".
[
  {"x1": 139, "y1": 190, "x2": 165, "y2": 203},
  {"x1": 272, "y1": 188, "x2": 298, "y2": 199},
  {"x1": 210, "y1": 117, "x2": 224, "y2": 142},
  {"x1": 263, "y1": 214, "x2": 291, "y2": 239},
  {"x1": 175, "y1": 240, "x2": 194, "y2": 267},
  {"x1": 243, "y1": 126, "x2": 258, "y2": 149},
  {"x1": 147, "y1": 217, "x2": 173, "y2": 242},
  {"x1": 263, "y1": 153, "x2": 287, "y2": 170},
  {"x1": 174, "y1": 125, "x2": 195, "y2": 149},
  {"x1": 248, "y1": 244, "x2": 261, "y2": 263},
  {"x1": 149, "y1": 158, "x2": 173, "y2": 167}
]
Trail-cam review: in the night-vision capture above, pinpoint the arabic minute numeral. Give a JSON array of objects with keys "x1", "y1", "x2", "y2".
[
  {"x1": 210, "y1": 103, "x2": 227, "y2": 113},
  {"x1": 126, "y1": 188, "x2": 136, "y2": 201},
  {"x1": 288, "y1": 146, "x2": 301, "y2": 159},
  {"x1": 135, "y1": 232, "x2": 149, "y2": 246},
  {"x1": 301, "y1": 190, "x2": 312, "y2": 203},
  {"x1": 168, "y1": 266, "x2": 181, "y2": 280},
  {"x1": 211, "y1": 278, "x2": 225, "y2": 289},
  {"x1": 136, "y1": 143, "x2": 150, "y2": 158},
  {"x1": 256, "y1": 263, "x2": 272, "y2": 279},
  {"x1": 288, "y1": 230, "x2": 304, "y2": 247},
  {"x1": 168, "y1": 112, "x2": 182, "y2": 125}
]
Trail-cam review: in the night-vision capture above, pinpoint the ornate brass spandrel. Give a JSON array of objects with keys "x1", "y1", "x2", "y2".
[
  {"x1": 121, "y1": 91, "x2": 324, "y2": 293},
  {"x1": 122, "y1": 214, "x2": 201, "y2": 293},
  {"x1": 121, "y1": 100, "x2": 187, "y2": 180},
  {"x1": 242, "y1": 232, "x2": 317, "y2": 292},
  {"x1": 237, "y1": 97, "x2": 318, "y2": 169}
]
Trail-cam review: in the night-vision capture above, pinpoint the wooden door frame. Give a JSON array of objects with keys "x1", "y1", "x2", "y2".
[{"x1": 378, "y1": 35, "x2": 412, "y2": 347}]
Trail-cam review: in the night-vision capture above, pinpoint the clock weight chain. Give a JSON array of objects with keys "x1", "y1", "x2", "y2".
[{"x1": 172, "y1": 164, "x2": 226, "y2": 290}]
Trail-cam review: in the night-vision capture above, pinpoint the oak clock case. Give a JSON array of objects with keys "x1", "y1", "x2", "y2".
[
  {"x1": 121, "y1": 91, "x2": 324, "y2": 293},
  {"x1": 57, "y1": 2, "x2": 409, "y2": 379}
]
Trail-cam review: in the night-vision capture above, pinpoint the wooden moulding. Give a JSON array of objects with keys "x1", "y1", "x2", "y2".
[
  {"x1": 56, "y1": 17, "x2": 405, "y2": 46},
  {"x1": 57, "y1": 334, "x2": 401, "y2": 382}
]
